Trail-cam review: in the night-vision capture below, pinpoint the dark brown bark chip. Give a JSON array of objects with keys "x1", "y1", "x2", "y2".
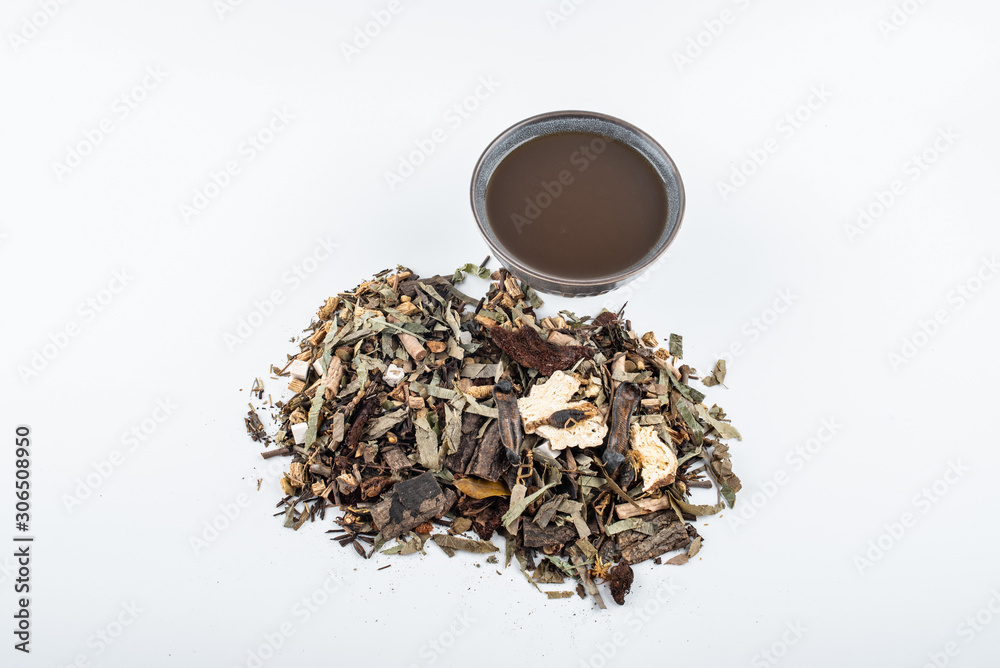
[
  {"x1": 489, "y1": 325, "x2": 593, "y2": 376},
  {"x1": 346, "y1": 396, "x2": 379, "y2": 453},
  {"x1": 466, "y1": 421, "x2": 509, "y2": 482},
  {"x1": 608, "y1": 562, "x2": 634, "y2": 605},
  {"x1": 617, "y1": 511, "x2": 692, "y2": 564},
  {"x1": 372, "y1": 472, "x2": 456, "y2": 540},
  {"x1": 523, "y1": 520, "x2": 578, "y2": 548}
]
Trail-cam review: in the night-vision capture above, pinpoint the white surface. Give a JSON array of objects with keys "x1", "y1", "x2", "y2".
[{"x1": 2, "y1": 1, "x2": 999, "y2": 666}]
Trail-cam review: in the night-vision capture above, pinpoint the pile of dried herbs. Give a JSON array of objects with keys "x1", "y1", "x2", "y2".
[{"x1": 244, "y1": 262, "x2": 742, "y2": 608}]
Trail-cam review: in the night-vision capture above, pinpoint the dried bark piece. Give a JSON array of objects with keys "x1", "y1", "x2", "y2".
[
  {"x1": 617, "y1": 511, "x2": 691, "y2": 564},
  {"x1": 608, "y1": 562, "x2": 634, "y2": 605},
  {"x1": 614, "y1": 496, "x2": 673, "y2": 519},
  {"x1": 381, "y1": 445, "x2": 411, "y2": 472},
  {"x1": 445, "y1": 413, "x2": 484, "y2": 473},
  {"x1": 489, "y1": 325, "x2": 593, "y2": 376},
  {"x1": 603, "y1": 382, "x2": 640, "y2": 475},
  {"x1": 493, "y1": 380, "x2": 524, "y2": 465},
  {"x1": 593, "y1": 311, "x2": 618, "y2": 328},
  {"x1": 317, "y1": 296, "x2": 339, "y2": 320},
  {"x1": 322, "y1": 356, "x2": 345, "y2": 400},
  {"x1": 467, "y1": 421, "x2": 508, "y2": 482},
  {"x1": 360, "y1": 476, "x2": 392, "y2": 499},
  {"x1": 371, "y1": 472, "x2": 457, "y2": 540},
  {"x1": 630, "y1": 424, "x2": 678, "y2": 492},
  {"x1": 445, "y1": 416, "x2": 508, "y2": 482},
  {"x1": 244, "y1": 408, "x2": 267, "y2": 442},
  {"x1": 346, "y1": 396, "x2": 379, "y2": 453},
  {"x1": 523, "y1": 520, "x2": 577, "y2": 549},
  {"x1": 546, "y1": 330, "x2": 580, "y2": 346},
  {"x1": 456, "y1": 495, "x2": 509, "y2": 540}
]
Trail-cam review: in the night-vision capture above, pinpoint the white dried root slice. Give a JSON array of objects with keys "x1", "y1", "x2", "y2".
[
  {"x1": 517, "y1": 370, "x2": 608, "y2": 450},
  {"x1": 630, "y1": 423, "x2": 678, "y2": 492}
]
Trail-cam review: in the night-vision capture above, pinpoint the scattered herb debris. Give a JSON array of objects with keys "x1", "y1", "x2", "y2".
[{"x1": 245, "y1": 263, "x2": 744, "y2": 608}]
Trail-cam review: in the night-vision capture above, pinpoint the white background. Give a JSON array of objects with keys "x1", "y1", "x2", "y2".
[{"x1": 2, "y1": 1, "x2": 999, "y2": 666}]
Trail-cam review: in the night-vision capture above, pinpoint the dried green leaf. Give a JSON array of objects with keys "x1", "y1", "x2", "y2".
[
  {"x1": 669, "y1": 373, "x2": 706, "y2": 405},
  {"x1": 694, "y1": 404, "x2": 742, "y2": 441},
  {"x1": 575, "y1": 538, "x2": 598, "y2": 561},
  {"x1": 546, "y1": 591, "x2": 575, "y2": 599},
  {"x1": 701, "y1": 359, "x2": 727, "y2": 387},
  {"x1": 669, "y1": 333, "x2": 683, "y2": 358},
  {"x1": 418, "y1": 281, "x2": 446, "y2": 304},
  {"x1": 502, "y1": 482, "x2": 557, "y2": 529},
  {"x1": 675, "y1": 497, "x2": 725, "y2": 517},
  {"x1": 452, "y1": 263, "x2": 492, "y2": 283},
  {"x1": 304, "y1": 393, "x2": 324, "y2": 448},
  {"x1": 688, "y1": 535, "x2": 702, "y2": 558},
  {"x1": 606, "y1": 517, "x2": 656, "y2": 536},
  {"x1": 431, "y1": 534, "x2": 498, "y2": 554},
  {"x1": 544, "y1": 554, "x2": 579, "y2": 577},
  {"x1": 675, "y1": 400, "x2": 704, "y2": 446},
  {"x1": 414, "y1": 413, "x2": 441, "y2": 470},
  {"x1": 364, "y1": 408, "x2": 407, "y2": 439}
]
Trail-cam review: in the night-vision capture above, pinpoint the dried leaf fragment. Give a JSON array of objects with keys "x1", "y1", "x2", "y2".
[
  {"x1": 454, "y1": 477, "x2": 509, "y2": 500},
  {"x1": 431, "y1": 534, "x2": 499, "y2": 555},
  {"x1": 702, "y1": 359, "x2": 727, "y2": 387}
]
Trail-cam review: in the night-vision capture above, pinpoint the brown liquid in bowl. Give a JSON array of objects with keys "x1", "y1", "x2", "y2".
[{"x1": 485, "y1": 131, "x2": 667, "y2": 280}]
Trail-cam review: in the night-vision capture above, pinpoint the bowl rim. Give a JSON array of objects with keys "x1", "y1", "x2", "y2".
[{"x1": 470, "y1": 109, "x2": 686, "y2": 289}]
